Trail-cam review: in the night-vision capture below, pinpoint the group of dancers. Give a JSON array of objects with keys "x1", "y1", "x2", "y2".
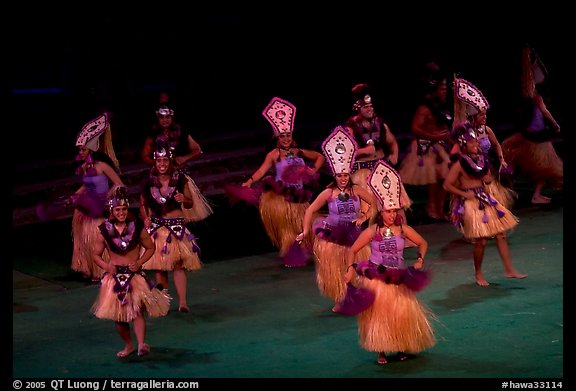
[{"x1": 42, "y1": 45, "x2": 561, "y2": 363}]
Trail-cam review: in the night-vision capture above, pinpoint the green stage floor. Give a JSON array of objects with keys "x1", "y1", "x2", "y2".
[{"x1": 13, "y1": 206, "x2": 563, "y2": 380}]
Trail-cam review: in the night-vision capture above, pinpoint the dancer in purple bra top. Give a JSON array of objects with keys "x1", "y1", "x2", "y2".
[
  {"x1": 340, "y1": 161, "x2": 435, "y2": 365},
  {"x1": 501, "y1": 46, "x2": 562, "y2": 205},
  {"x1": 296, "y1": 125, "x2": 377, "y2": 302},
  {"x1": 235, "y1": 97, "x2": 325, "y2": 266},
  {"x1": 68, "y1": 113, "x2": 125, "y2": 281}
]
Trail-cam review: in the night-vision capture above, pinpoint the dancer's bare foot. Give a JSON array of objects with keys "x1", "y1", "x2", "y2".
[
  {"x1": 377, "y1": 352, "x2": 388, "y2": 365},
  {"x1": 531, "y1": 195, "x2": 551, "y2": 204},
  {"x1": 137, "y1": 343, "x2": 150, "y2": 357},
  {"x1": 117, "y1": 345, "x2": 135, "y2": 358},
  {"x1": 178, "y1": 304, "x2": 190, "y2": 313},
  {"x1": 476, "y1": 275, "x2": 490, "y2": 286},
  {"x1": 504, "y1": 272, "x2": 528, "y2": 279}
]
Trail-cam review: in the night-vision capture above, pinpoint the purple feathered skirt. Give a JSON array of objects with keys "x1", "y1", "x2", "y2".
[
  {"x1": 312, "y1": 218, "x2": 363, "y2": 247},
  {"x1": 353, "y1": 261, "x2": 431, "y2": 292}
]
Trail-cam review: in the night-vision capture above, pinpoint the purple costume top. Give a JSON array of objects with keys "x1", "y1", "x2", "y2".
[
  {"x1": 354, "y1": 230, "x2": 430, "y2": 291},
  {"x1": 275, "y1": 155, "x2": 306, "y2": 189},
  {"x1": 313, "y1": 196, "x2": 362, "y2": 247},
  {"x1": 527, "y1": 105, "x2": 546, "y2": 132},
  {"x1": 73, "y1": 173, "x2": 110, "y2": 218},
  {"x1": 368, "y1": 231, "x2": 405, "y2": 268},
  {"x1": 326, "y1": 196, "x2": 360, "y2": 224},
  {"x1": 84, "y1": 174, "x2": 110, "y2": 197},
  {"x1": 478, "y1": 136, "x2": 491, "y2": 156},
  {"x1": 261, "y1": 153, "x2": 315, "y2": 204}
]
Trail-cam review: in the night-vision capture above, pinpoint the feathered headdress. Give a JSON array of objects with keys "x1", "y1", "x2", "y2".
[
  {"x1": 322, "y1": 126, "x2": 357, "y2": 175},
  {"x1": 262, "y1": 97, "x2": 296, "y2": 137},
  {"x1": 367, "y1": 161, "x2": 402, "y2": 210}
]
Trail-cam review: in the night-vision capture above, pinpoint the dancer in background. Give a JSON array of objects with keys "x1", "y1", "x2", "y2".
[
  {"x1": 346, "y1": 83, "x2": 412, "y2": 221},
  {"x1": 68, "y1": 113, "x2": 125, "y2": 281},
  {"x1": 92, "y1": 186, "x2": 170, "y2": 358},
  {"x1": 140, "y1": 140, "x2": 213, "y2": 312},
  {"x1": 236, "y1": 97, "x2": 325, "y2": 267},
  {"x1": 141, "y1": 105, "x2": 203, "y2": 169},
  {"x1": 452, "y1": 77, "x2": 516, "y2": 209},
  {"x1": 444, "y1": 122, "x2": 527, "y2": 286},
  {"x1": 399, "y1": 66, "x2": 453, "y2": 221},
  {"x1": 501, "y1": 46, "x2": 562, "y2": 204},
  {"x1": 346, "y1": 83, "x2": 399, "y2": 170},
  {"x1": 296, "y1": 126, "x2": 377, "y2": 303},
  {"x1": 340, "y1": 161, "x2": 435, "y2": 365}
]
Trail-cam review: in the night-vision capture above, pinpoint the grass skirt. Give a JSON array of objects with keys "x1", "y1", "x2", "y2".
[
  {"x1": 92, "y1": 272, "x2": 171, "y2": 322},
  {"x1": 501, "y1": 133, "x2": 562, "y2": 188},
  {"x1": 451, "y1": 192, "x2": 519, "y2": 239},
  {"x1": 399, "y1": 139, "x2": 450, "y2": 185},
  {"x1": 313, "y1": 239, "x2": 370, "y2": 302},
  {"x1": 484, "y1": 180, "x2": 517, "y2": 210},
  {"x1": 259, "y1": 191, "x2": 313, "y2": 256},
  {"x1": 181, "y1": 174, "x2": 214, "y2": 222},
  {"x1": 357, "y1": 277, "x2": 436, "y2": 353},
  {"x1": 142, "y1": 226, "x2": 202, "y2": 271},
  {"x1": 71, "y1": 209, "x2": 109, "y2": 279}
]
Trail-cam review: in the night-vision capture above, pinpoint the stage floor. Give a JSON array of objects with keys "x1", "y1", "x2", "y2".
[{"x1": 13, "y1": 202, "x2": 563, "y2": 379}]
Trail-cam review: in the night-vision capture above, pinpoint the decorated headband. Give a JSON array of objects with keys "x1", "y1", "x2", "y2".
[
  {"x1": 454, "y1": 77, "x2": 490, "y2": 117},
  {"x1": 75, "y1": 113, "x2": 108, "y2": 151},
  {"x1": 156, "y1": 106, "x2": 174, "y2": 116},
  {"x1": 322, "y1": 126, "x2": 357, "y2": 175},
  {"x1": 451, "y1": 121, "x2": 477, "y2": 147},
  {"x1": 262, "y1": 97, "x2": 296, "y2": 136},
  {"x1": 153, "y1": 139, "x2": 175, "y2": 160},
  {"x1": 108, "y1": 186, "x2": 130, "y2": 211},
  {"x1": 368, "y1": 161, "x2": 402, "y2": 211},
  {"x1": 352, "y1": 93, "x2": 372, "y2": 111},
  {"x1": 351, "y1": 83, "x2": 373, "y2": 111}
]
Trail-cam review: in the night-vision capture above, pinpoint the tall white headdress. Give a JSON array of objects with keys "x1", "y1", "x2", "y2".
[
  {"x1": 454, "y1": 77, "x2": 490, "y2": 118},
  {"x1": 262, "y1": 97, "x2": 296, "y2": 137},
  {"x1": 322, "y1": 126, "x2": 357, "y2": 175},
  {"x1": 75, "y1": 113, "x2": 108, "y2": 151},
  {"x1": 368, "y1": 161, "x2": 402, "y2": 210}
]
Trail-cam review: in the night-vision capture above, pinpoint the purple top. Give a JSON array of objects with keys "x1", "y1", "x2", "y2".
[
  {"x1": 275, "y1": 156, "x2": 306, "y2": 189},
  {"x1": 369, "y1": 232, "x2": 405, "y2": 268},
  {"x1": 83, "y1": 174, "x2": 110, "y2": 197},
  {"x1": 325, "y1": 196, "x2": 361, "y2": 225},
  {"x1": 478, "y1": 136, "x2": 492, "y2": 156},
  {"x1": 527, "y1": 105, "x2": 546, "y2": 132}
]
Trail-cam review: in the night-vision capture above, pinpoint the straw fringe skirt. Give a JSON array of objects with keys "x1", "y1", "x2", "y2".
[{"x1": 356, "y1": 277, "x2": 436, "y2": 353}]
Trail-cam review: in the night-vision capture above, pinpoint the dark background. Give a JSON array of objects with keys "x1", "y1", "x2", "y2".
[{"x1": 8, "y1": 11, "x2": 567, "y2": 165}]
